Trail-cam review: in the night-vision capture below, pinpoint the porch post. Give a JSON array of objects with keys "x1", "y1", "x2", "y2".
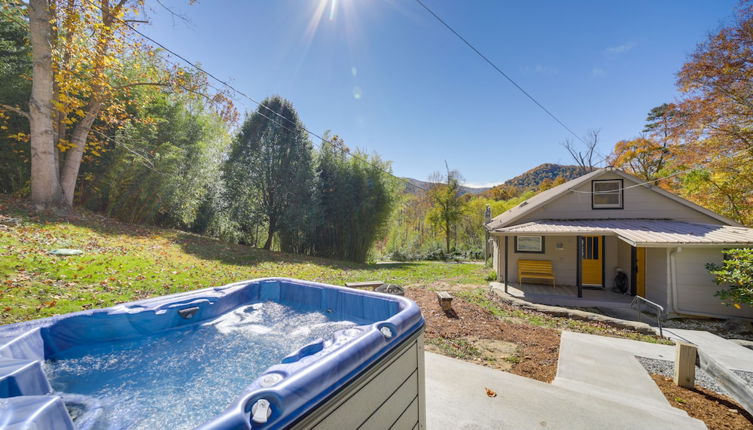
[
  {"x1": 630, "y1": 246, "x2": 637, "y2": 296},
  {"x1": 504, "y1": 236, "x2": 509, "y2": 294},
  {"x1": 601, "y1": 235, "x2": 606, "y2": 289},
  {"x1": 576, "y1": 236, "x2": 583, "y2": 298}
]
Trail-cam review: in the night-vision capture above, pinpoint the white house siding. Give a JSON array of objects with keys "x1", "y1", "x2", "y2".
[
  {"x1": 604, "y1": 236, "x2": 618, "y2": 289},
  {"x1": 515, "y1": 172, "x2": 723, "y2": 225},
  {"x1": 616, "y1": 239, "x2": 632, "y2": 286},
  {"x1": 645, "y1": 248, "x2": 668, "y2": 309},
  {"x1": 672, "y1": 247, "x2": 753, "y2": 319}
]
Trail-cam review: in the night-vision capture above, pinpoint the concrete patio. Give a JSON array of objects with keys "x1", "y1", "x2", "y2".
[{"x1": 491, "y1": 281, "x2": 634, "y2": 309}]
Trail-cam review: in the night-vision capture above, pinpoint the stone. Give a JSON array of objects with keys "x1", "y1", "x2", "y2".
[
  {"x1": 375, "y1": 284, "x2": 405, "y2": 296},
  {"x1": 723, "y1": 318, "x2": 753, "y2": 335},
  {"x1": 437, "y1": 291, "x2": 453, "y2": 311}
]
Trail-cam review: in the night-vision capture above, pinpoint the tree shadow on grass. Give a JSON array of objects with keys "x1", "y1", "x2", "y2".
[
  {"x1": 171, "y1": 230, "x2": 419, "y2": 272},
  {"x1": 1, "y1": 194, "x2": 420, "y2": 272}
]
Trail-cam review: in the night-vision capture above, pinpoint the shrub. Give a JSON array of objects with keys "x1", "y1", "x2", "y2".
[{"x1": 706, "y1": 248, "x2": 753, "y2": 308}]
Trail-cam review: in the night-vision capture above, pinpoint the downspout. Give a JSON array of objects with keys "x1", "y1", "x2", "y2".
[{"x1": 668, "y1": 247, "x2": 679, "y2": 315}]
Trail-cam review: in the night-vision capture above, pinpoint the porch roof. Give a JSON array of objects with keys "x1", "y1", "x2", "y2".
[{"x1": 490, "y1": 218, "x2": 753, "y2": 247}]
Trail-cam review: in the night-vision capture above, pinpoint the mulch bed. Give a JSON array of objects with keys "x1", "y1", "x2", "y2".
[
  {"x1": 406, "y1": 287, "x2": 560, "y2": 382},
  {"x1": 651, "y1": 374, "x2": 753, "y2": 430}
]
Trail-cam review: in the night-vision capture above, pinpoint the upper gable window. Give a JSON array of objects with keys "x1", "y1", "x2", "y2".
[{"x1": 592, "y1": 179, "x2": 623, "y2": 209}]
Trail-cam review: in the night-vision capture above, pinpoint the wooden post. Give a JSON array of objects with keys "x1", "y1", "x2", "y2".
[
  {"x1": 436, "y1": 291, "x2": 453, "y2": 312},
  {"x1": 674, "y1": 342, "x2": 697, "y2": 388},
  {"x1": 576, "y1": 236, "x2": 583, "y2": 298},
  {"x1": 503, "y1": 236, "x2": 509, "y2": 294}
]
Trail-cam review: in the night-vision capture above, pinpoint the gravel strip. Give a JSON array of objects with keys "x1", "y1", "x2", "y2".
[
  {"x1": 637, "y1": 357, "x2": 727, "y2": 395},
  {"x1": 637, "y1": 356, "x2": 753, "y2": 397}
]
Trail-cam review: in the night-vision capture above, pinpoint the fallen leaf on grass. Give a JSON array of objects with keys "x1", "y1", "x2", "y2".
[{"x1": 485, "y1": 387, "x2": 497, "y2": 398}]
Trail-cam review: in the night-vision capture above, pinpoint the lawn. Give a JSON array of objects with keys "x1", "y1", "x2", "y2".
[{"x1": 0, "y1": 196, "x2": 491, "y2": 324}]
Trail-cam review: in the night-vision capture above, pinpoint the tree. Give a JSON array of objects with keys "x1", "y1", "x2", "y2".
[
  {"x1": 666, "y1": 1, "x2": 753, "y2": 225},
  {"x1": 224, "y1": 96, "x2": 313, "y2": 250},
  {"x1": 611, "y1": 104, "x2": 679, "y2": 181},
  {"x1": 706, "y1": 248, "x2": 753, "y2": 308},
  {"x1": 3, "y1": 0, "x2": 230, "y2": 210},
  {"x1": 562, "y1": 130, "x2": 600, "y2": 175},
  {"x1": 0, "y1": 6, "x2": 32, "y2": 193},
  {"x1": 81, "y1": 88, "x2": 231, "y2": 227},
  {"x1": 426, "y1": 167, "x2": 465, "y2": 254},
  {"x1": 27, "y1": 0, "x2": 60, "y2": 208},
  {"x1": 481, "y1": 183, "x2": 521, "y2": 200},
  {"x1": 307, "y1": 134, "x2": 395, "y2": 262},
  {"x1": 611, "y1": 135, "x2": 668, "y2": 181}
]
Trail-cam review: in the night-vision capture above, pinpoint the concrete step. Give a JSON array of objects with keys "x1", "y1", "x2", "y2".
[
  {"x1": 554, "y1": 331, "x2": 691, "y2": 419},
  {"x1": 662, "y1": 328, "x2": 753, "y2": 372},
  {"x1": 425, "y1": 352, "x2": 706, "y2": 430}
]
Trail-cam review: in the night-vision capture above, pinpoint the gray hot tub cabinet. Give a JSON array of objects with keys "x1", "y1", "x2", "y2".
[{"x1": 291, "y1": 330, "x2": 426, "y2": 430}]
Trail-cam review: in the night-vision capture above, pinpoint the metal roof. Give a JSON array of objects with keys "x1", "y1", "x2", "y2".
[{"x1": 490, "y1": 219, "x2": 753, "y2": 247}]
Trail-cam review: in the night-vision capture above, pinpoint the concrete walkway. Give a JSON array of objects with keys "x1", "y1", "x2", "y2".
[
  {"x1": 426, "y1": 344, "x2": 706, "y2": 429},
  {"x1": 661, "y1": 328, "x2": 753, "y2": 372},
  {"x1": 553, "y1": 332, "x2": 688, "y2": 417}
]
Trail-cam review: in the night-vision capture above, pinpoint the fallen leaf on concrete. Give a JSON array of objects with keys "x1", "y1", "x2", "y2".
[{"x1": 485, "y1": 387, "x2": 497, "y2": 398}]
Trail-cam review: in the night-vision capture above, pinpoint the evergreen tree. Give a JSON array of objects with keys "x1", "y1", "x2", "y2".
[{"x1": 224, "y1": 96, "x2": 314, "y2": 250}]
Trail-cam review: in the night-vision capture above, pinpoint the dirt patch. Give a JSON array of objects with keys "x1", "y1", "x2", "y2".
[
  {"x1": 406, "y1": 287, "x2": 560, "y2": 382},
  {"x1": 651, "y1": 374, "x2": 753, "y2": 430}
]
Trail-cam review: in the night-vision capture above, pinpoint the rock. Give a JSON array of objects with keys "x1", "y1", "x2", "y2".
[
  {"x1": 723, "y1": 319, "x2": 753, "y2": 335},
  {"x1": 0, "y1": 216, "x2": 21, "y2": 226},
  {"x1": 436, "y1": 291, "x2": 453, "y2": 311},
  {"x1": 375, "y1": 284, "x2": 405, "y2": 296},
  {"x1": 49, "y1": 249, "x2": 84, "y2": 256}
]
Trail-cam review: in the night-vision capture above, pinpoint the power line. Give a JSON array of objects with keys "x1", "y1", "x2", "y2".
[
  {"x1": 73, "y1": 0, "x2": 432, "y2": 193},
  {"x1": 569, "y1": 146, "x2": 751, "y2": 194},
  {"x1": 414, "y1": 0, "x2": 588, "y2": 146},
  {"x1": 1, "y1": 0, "x2": 431, "y2": 193}
]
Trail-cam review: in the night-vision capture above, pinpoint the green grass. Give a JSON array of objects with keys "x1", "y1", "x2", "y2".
[
  {"x1": 0, "y1": 198, "x2": 488, "y2": 324},
  {"x1": 456, "y1": 288, "x2": 673, "y2": 344}
]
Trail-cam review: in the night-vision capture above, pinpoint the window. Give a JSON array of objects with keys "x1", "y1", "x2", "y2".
[
  {"x1": 592, "y1": 179, "x2": 623, "y2": 209},
  {"x1": 515, "y1": 236, "x2": 545, "y2": 253}
]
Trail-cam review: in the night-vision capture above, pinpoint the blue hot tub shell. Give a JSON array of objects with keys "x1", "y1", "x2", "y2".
[{"x1": 0, "y1": 278, "x2": 425, "y2": 429}]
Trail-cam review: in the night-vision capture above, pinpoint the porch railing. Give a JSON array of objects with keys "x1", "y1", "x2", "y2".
[{"x1": 631, "y1": 295, "x2": 664, "y2": 337}]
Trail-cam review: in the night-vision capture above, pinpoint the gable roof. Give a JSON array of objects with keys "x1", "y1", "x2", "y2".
[{"x1": 485, "y1": 168, "x2": 740, "y2": 230}]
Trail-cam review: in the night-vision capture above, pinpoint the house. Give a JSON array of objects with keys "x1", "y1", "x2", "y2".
[{"x1": 485, "y1": 167, "x2": 753, "y2": 319}]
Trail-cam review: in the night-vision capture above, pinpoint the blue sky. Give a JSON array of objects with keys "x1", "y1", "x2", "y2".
[{"x1": 143, "y1": 0, "x2": 737, "y2": 187}]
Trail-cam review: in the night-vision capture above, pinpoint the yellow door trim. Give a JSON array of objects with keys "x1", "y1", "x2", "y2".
[
  {"x1": 636, "y1": 247, "x2": 646, "y2": 296},
  {"x1": 581, "y1": 236, "x2": 603, "y2": 286}
]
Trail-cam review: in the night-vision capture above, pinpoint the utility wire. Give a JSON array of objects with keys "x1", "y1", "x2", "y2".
[
  {"x1": 9, "y1": 2, "x2": 740, "y2": 196},
  {"x1": 73, "y1": 0, "x2": 432, "y2": 193},
  {"x1": 414, "y1": 0, "x2": 588, "y2": 146},
  {"x1": 568, "y1": 146, "x2": 751, "y2": 194}
]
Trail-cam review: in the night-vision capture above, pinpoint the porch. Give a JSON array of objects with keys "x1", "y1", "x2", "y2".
[{"x1": 497, "y1": 282, "x2": 634, "y2": 309}]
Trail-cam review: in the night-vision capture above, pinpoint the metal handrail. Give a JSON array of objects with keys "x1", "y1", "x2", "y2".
[{"x1": 631, "y1": 295, "x2": 665, "y2": 337}]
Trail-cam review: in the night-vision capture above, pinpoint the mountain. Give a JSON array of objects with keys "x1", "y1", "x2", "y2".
[
  {"x1": 503, "y1": 163, "x2": 583, "y2": 189},
  {"x1": 401, "y1": 163, "x2": 583, "y2": 196},
  {"x1": 401, "y1": 178, "x2": 491, "y2": 196}
]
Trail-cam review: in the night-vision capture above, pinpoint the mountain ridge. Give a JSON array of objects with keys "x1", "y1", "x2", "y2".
[{"x1": 402, "y1": 163, "x2": 583, "y2": 195}]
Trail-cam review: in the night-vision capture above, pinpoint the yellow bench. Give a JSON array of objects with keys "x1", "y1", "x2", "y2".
[{"x1": 518, "y1": 259, "x2": 556, "y2": 287}]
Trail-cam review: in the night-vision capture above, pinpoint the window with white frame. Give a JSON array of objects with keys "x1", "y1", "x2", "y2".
[{"x1": 592, "y1": 179, "x2": 623, "y2": 209}]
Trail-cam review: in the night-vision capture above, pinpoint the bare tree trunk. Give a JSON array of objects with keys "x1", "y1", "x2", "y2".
[
  {"x1": 28, "y1": 0, "x2": 63, "y2": 209},
  {"x1": 60, "y1": 100, "x2": 103, "y2": 205},
  {"x1": 263, "y1": 222, "x2": 275, "y2": 250}
]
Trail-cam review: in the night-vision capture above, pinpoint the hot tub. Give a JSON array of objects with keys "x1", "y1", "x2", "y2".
[{"x1": 0, "y1": 278, "x2": 425, "y2": 429}]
